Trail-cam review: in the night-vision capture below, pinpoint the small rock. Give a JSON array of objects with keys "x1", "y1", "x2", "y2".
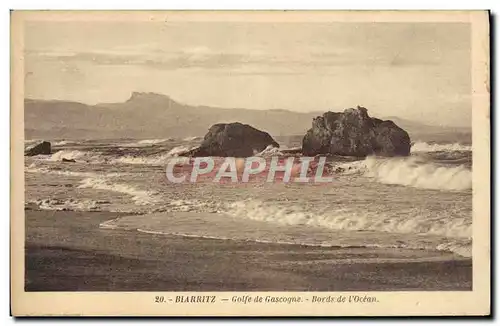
[{"x1": 25, "y1": 141, "x2": 51, "y2": 156}]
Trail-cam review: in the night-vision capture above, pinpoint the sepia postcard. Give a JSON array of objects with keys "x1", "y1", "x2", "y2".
[{"x1": 10, "y1": 10, "x2": 490, "y2": 316}]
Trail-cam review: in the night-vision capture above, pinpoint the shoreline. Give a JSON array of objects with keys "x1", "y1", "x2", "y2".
[{"x1": 25, "y1": 209, "x2": 472, "y2": 291}]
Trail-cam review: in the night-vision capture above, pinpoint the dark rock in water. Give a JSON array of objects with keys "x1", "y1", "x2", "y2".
[
  {"x1": 25, "y1": 141, "x2": 51, "y2": 156},
  {"x1": 187, "y1": 122, "x2": 279, "y2": 157},
  {"x1": 335, "y1": 167, "x2": 345, "y2": 173},
  {"x1": 302, "y1": 107, "x2": 411, "y2": 157},
  {"x1": 62, "y1": 158, "x2": 76, "y2": 163}
]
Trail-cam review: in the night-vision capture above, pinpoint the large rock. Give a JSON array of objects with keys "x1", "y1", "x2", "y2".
[
  {"x1": 302, "y1": 107, "x2": 411, "y2": 157},
  {"x1": 188, "y1": 122, "x2": 279, "y2": 157},
  {"x1": 25, "y1": 141, "x2": 51, "y2": 156}
]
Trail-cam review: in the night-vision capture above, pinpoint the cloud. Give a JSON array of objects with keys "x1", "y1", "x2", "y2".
[
  {"x1": 26, "y1": 47, "x2": 253, "y2": 70},
  {"x1": 25, "y1": 42, "x2": 447, "y2": 75}
]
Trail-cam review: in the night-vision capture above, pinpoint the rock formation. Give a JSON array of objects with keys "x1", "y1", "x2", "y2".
[
  {"x1": 302, "y1": 107, "x2": 411, "y2": 157},
  {"x1": 25, "y1": 141, "x2": 51, "y2": 156},
  {"x1": 187, "y1": 122, "x2": 279, "y2": 157}
]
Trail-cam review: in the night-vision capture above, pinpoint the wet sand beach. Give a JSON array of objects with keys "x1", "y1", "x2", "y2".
[{"x1": 25, "y1": 210, "x2": 472, "y2": 291}]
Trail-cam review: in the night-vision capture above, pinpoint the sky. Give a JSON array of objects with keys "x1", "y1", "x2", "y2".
[{"x1": 24, "y1": 21, "x2": 471, "y2": 126}]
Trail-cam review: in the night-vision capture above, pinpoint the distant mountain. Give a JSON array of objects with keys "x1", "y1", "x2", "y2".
[{"x1": 24, "y1": 92, "x2": 470, "y2": 140}]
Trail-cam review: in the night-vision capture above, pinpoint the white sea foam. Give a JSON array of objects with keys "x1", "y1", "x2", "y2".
[
  {"x1": 100, "y1": 209, "x2": 471, "y2": 258},
  {"x1": 436, "y1": 240, "x2": 472, "y2": 258},
  {"x1": 183, "y1": 136, "x2": 202, "y2": 141},
  {"x1": 167, "y1": 145, "x2": 198, "y2": 156},
  {"x1": 363, "y1": 156, "x2": 471, "y2": 191},
  {"x1": 53, "y1": 140, "x2": 77, "y2": 146},
  {"x1": 411, "y1": 142, "x2": 471, "y2": 152},
  {"x1": 165, "y1": 199, "x2": 220, "y2": 212},
  {"x1": 25, "y1": 164, "x2": 128, "y2": 179},
  {"x1": 223, "y1": 199, "x2": 471, "y2": 257},
  {"x1": 36, "y1": 145, "x2": 197, "y2": 165},
  {"x1": 37, "y1": 144, "x2": 199, "y2": 165},
  {"x1": 122, "y1": 138, "x2": 173, "y2": 147},
  {"x1": 39, "y1": 150, "x2": 106, "y2": 163},
  {"x1": 112, "y1": 145, "x2": 198, "y2": 165},
  {"x1": 24, "y1": 139, "x2": 41, "y2": 146},
  {"x1": 111, "y1": 154, "x2": 172, "y2": 165},
  {"x1": 78, "y1": 177, "x2": 160, "y2": 205},
  {"x1": 28, "y1": 198, "x2": 106, "y2": 211},
  {"x1": 255, "y1": 145, "x2": 283, "y2": 156},
  {"x1": 136, "y1": 138, "x2": 171, "y2": 145},
  {"x1": 49, "y1": 150, "x2": 86, "y2": 161},
  {"x1": 99, "y1": 218, "x2": 124, "y2": 229},
  {"x1": 336, "y1": 156, "x2": 471, "y2": 191},
  {"x1": 225, "y1": 199, "x2": 471, "y2": 240},
  {"x1": 134, "y1": 226, "x2": 471, "y2": 258},
  {"x1": 25, "y1": 165, "x2": 98, "y2": 178},
  {"x1": 255, "y1": 145, "x2": 302, "y2": 156}
]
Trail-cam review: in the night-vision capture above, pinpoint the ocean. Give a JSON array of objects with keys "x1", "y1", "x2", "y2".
[{"x1": 24, "y1": 135, "x2": 472, "y2": 260}]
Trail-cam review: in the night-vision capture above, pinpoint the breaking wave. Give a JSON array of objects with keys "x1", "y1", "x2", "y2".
[
  {"x1": 112, "y1": 145, "x2": 198, "y2": 165},
  {"x1": 53, "y1": 140, "x2": 78, "y2": 146},
  {"x1": 225, "y1": 199, "x2": 470, "y2": 239},
  {"x1": 25, "y1": 165, "x2": 98, "y2": 178},
  {"x1": 24, "y1": 139, "x2": 41, "y2": 146},
  {"x1": 31, "y1": 145, "x2": 198, "y2": 166},
  {"x1": 38, "y1": 150, "x2": 106, "y2": 163},
  {"x1": 136, "y1": 138, "x2": 172, "y2": 145},
  {"x1": 25, "y1": 164, "x2": 128, "y2": 179},
  {"x1": 183, "y1": 136, "x2": 202, "y2": 141},
  {"x1": 411, "y1": 142, "x2": 471, "y2": 153},
  {"x1": 166, "y1": 145, "x2": 198, "y2": 157},
  {"x1": 224, "y1": 199, "x2": 471, "y2": 257},
  {"x1": 122, "y1": 138, "x2": 173, "y2": 147},
  {"x1": 127, "y1": 227, "x2": 471, "y2": 258},
  {"x1": 338, "y1": 156, "x2": 472, "y2": 191},
  {"x1": 100, "y1": 200, "x2": 471, "y2": 257},
  {"x1": 255, "y1": 145, "x2": 285, "y2": 156},
  {"x1": 255, "y1": 145, "x2": 303, "y2": 157},
  {"x1": 78, "y1": 177, "x2": 160, "y2": 205},
  {"x1": 27, "y1": 198, "x2": 107, "y2": 211},
  {"x1": 26, "y1": 164, "x2": 156, "y2": 208},
  {"x1": 111, "y1": 154, "x2": 172, "y2": 165}
]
